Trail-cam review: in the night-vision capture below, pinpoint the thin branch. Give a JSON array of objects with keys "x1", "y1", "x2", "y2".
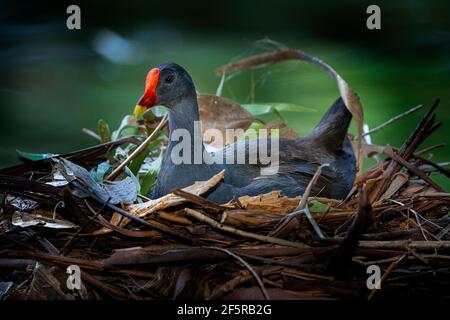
[
  {"x1": 358, "y1": 240, "x2": 450, "y2": 249},
  {"x1": 384, "y1": 146, "x2": 444, "y2": 192},
  {"x1": 270, "y1": 164, "x2": 329, "y2": 238},
  {"x1": 362, "y1": 105, "x2": 423, "y2": 137},
  {"x1": 368, "y1": 254, "x2": 408, "y2": 300},
  {"x1": 106, "y1": 114, "x2": 168, "y2": 181},
  {"x1": 58, "y1": 198, "x2": 110, "y2": 255},
  {"x1": 411, "y1": 153, "x2": 450, "y2": 177},
  {"x1": 184, "y1": 208, "x2": 309, "y2": 248},
  {"x1": 72, "y1": 181, "x2": 198, "y2": 244},
  {"x1": 388, "y1": 199, "x2": 428, "y2": 241},
  {"x1": 205, "y1": 246, "x2": 270, "y2": 300},
  {"x1": 297, "y1": 164, "x2": 329, "y2": 211},
  {"x1": 416, "y1": 143, "x2": 445, "y2": 156},
  {"x1": 173, "y1": 188, "x2": 226, "y2": 211}
]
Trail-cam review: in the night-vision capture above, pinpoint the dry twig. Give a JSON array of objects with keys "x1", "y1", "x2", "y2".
[{"x1": 106, "y1": 114, "x2": 168, "y2": 180}]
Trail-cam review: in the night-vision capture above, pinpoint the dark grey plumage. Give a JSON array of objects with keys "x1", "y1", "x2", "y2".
[{"x1": 150, "y1": 63, "x2": 356, "y2": 203}]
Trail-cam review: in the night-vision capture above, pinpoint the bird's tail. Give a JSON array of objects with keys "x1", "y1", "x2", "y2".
[{"x1": 307, "y1": 97, "x2": 353, "y2": 152}]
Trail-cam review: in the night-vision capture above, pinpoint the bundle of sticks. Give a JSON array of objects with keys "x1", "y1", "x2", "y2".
[{"x1": 0, "y1": 100, "x2": 448, "y2": 300}]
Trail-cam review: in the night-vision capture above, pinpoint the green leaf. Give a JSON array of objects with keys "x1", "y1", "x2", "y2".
[
  {"x1": 98, "y1": 119, "x2": 111, "y2": 143},
  {"x1": 17, "y1": 150, "x2": 58, "y2": 161},
  {"x1": 309, "y1": 200, "x2": 329, "y2": 213},
  {"x1": 112, "y1": 125, "x2": 135, "y2": 140},
  {"x1": 129, "y1": 139, "x2": 164, "y2": 175},
  {"x1": 140, "y1": 153, "x2": 163, "y2": 196},
  {"x1": 270, "y1": 106, "x2": 286, "y2": 123},
  {"x1": 143, "y1": 109, "x2": 157, "y2": 121},
  {"x1": 90, "y1": 162, "x2": 110, "y2": 183},
  {"x1": 128, "y1": 146, "x2": 151, "y2": 176},
  {"x1": 271, "y1": 103, "x2": 316, "y2": 113},
  {"x1": 248, "y1": 122, "x2": 265, "y2": 131},
  {"x1": 242, "y1": 103, "x2": 316, "y2": 116},
  {"x1": 150, "y1": 106, "x2": 168, "y2": 118},
  {"x1": 118, "y1": 126, "x2": 139, "y2": 138},
  {"x1": 236, "y1": 122, "x2": 264, "y2": 142},
  {"x1": 124, "y1": 166, "x2": 141, "y2": 194},
  {"x1": 241, "y1": 104, "x2": 272, "y2": 116},
  {"x1": 112, "y1": 115, "x2": 139, "y2": 141}
]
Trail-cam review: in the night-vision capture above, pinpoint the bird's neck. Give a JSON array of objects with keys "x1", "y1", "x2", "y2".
[
  {"x1": 167, "y1": 96, "x2": 200, "y2": 135},
  {"x1": 166, "y1": 95, "x2": 206, "y2": 163}
]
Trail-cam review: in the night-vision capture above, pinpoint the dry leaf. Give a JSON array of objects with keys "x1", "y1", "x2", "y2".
[
  {"x1": 94, "y1": 170, "x2": 225, "y2": 234},
  {"x1": 221, "y1": 209, "x2": 284, "y2": 229},
  {"x1": 12, "y1": 211, "x2": 79, "y2": 229},
  {"x1": 366, "y1": 175, "x2": 385, "y2": 204},
  {"x1": 198, "y1": 94, "x2": 254, "y2": 148},
  {"x1": 236, "y1": 191, "x2": 341, "y2": 214},
  {"x1": 400, "y1": 183, "x2": 427, "y2": 197},
  {"x1": 27, "y1": 263, "x2": 77, "y2": 300},
  {"x1": 237, "y1": 191, "x2": 300, "y2": 213},
  {"x1": 58, "y1": 158, "x2": 137, "y2": 204},
  {"x1": 263, "y1": 120, "x2": 300, "y2": 139},
  {"x1": 356, "y1": 141, "x2": 386, "y2": 158},
  {"x1": 377, "y1": 172, "x2": 409, "y2": 203}
]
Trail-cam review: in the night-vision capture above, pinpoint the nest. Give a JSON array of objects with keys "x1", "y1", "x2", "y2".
[
  {"x1": 0, "y1": 49, "x2": 449, "y2": 300},
  {"x1": 0, "y1": 100, "x2": 448, "y2": 300}
]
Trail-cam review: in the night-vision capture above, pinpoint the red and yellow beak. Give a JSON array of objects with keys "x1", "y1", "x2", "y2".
[{"x1": 134, "y1": 68, "x2": 160, "y2": 117}]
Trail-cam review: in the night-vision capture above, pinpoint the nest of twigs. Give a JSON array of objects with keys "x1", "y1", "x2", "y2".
[{"x1": 0, "y1": 46, "x2": 449, "y2": 300}]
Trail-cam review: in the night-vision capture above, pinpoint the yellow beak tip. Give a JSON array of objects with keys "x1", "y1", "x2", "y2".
[{"x1": 133, "y1": 105, "x2": 146, "y2": 117}]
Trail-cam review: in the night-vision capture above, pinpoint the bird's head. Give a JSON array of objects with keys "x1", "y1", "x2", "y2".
[{"x1": 133, "y1": 63, "x2": 196, "y2": 117}]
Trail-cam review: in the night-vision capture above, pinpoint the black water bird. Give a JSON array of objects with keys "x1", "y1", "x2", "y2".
[{"x1": 133, "y1": 63, "x2": 356, "y2": 203}]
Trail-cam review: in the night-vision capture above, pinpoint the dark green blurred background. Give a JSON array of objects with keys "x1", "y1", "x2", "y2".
[{"x1": 1, "y1": 0, "x2": 449, "y2": 188}]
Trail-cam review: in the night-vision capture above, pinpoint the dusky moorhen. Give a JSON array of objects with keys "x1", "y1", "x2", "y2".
[{"x1": 133, "y1": 63, "x2": 356, "y2": 203}]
